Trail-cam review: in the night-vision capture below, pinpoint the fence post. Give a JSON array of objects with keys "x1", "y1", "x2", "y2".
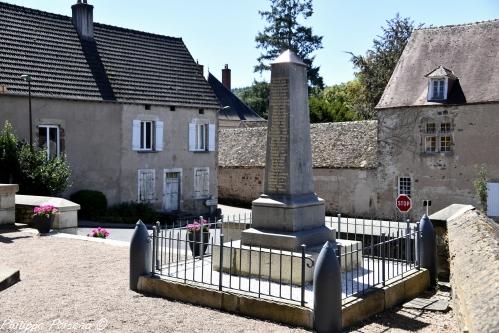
[
  {"x1": 381, "y1": 232, "x2": 386, "y2": 286},
  {"x1": 219, "y1": 234, "x2": 224, "y2": 291},
  {"x1": 420, "y1": 214, "x2": 437, "y2": 287},
  {"x1": 415, "y1": 223, "x2": 420, "y2": 270},
  {"x1": 301, "y1": 244, "x2": 306, "y2": 307},
  {"x1": 313, "y1": 241, "x2": 342, "y2": 333},
  {"x1": 405, "y1": 219, "x2": 411, "y2": 263},
  {"x1": 130, "y1": 220, "x2": 152, "y2": 291},
  {"x1": 152, "y1": 225, "x2": 157, "y2": 276},
  {"x1": 337, "y1": 213, "x2": 341, "y2": 239}
]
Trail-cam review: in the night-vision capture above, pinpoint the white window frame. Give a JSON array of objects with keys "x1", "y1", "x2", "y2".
[
  {"x1": 137, "y1": 169, "x2": 156, "y2": 203},
  {"x1": 189, "y1": 119, "x2": 215, "y2": 152},
  {"x1": 140, "y1": 120, "x2": 154, "y2": 151},
  {"x1": 398, "y1": 176, "x2": 411, "y2": 197},
  {"x1": 38, "y1": 124, "x2": 60, "y2": 160},
  {"x1": 132, "y1": 119, "x2": 164, "y2": 152},
  {"x1": 193, "y1": 167, "x2": 210, "y2": 199},
  {"x1": 428, "y1": 78, "x2": 448, "y2": 101},
  {"x1": 425, "y1": 136, "x2": 437, "y2": 152}
]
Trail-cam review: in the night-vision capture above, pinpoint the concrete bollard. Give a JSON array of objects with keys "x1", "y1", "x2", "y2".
[
  {"x1": 313, "y1": 241, "x2": 342, "y2": 333},
  {"x1": 420, "y1": 214, "x2": 437, "y2": 287},
  {"x1": 130, "y1": 220, "x2": 151, "y2": 291}
]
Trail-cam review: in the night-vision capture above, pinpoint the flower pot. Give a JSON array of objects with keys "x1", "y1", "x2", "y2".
[
  {"x1": 188, "y1": 231, "x2": 210, "y2": 257},
  {"x1": 32, "y1": 215, "x2": 54, "y2": 234}
]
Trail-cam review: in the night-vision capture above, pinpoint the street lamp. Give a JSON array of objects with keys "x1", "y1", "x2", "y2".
[{"x1": 20, "y1": 74, "x2": 33, "y2": 146}]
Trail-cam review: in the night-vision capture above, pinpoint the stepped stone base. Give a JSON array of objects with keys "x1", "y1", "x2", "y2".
[{"x1": 212, "y1": 239, "x2": 362, "y2": 285}]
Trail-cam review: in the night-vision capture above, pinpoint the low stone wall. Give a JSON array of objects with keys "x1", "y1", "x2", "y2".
[
  {"x1": 447, "y1": 209, "x2": 499, "y2": 333},
  {"x1": 219, "y1": 167, "x2": 378, "y2": 217},
  {"x1": 15, "y1": 195, "x2": 80, "y2": 229},
  {"x1": 0, "y1": 184, "x2": 18, "y2": 225}
]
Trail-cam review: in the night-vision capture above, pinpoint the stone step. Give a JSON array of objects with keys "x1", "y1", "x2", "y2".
[{"x1": 0, "y1": 266, "x2": 20, "y2": 292}]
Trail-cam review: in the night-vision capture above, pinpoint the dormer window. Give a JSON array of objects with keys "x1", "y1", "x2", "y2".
[
  {"x1": 431, "y1": 79, "x2": 446, "y2": 100},
  {"x1": 425, "y1": 66, "x2": 457, "y2": 102}
]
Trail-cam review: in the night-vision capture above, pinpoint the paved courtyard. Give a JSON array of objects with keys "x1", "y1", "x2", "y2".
[{"x1": 0, "y1": 229, "x2": 457, "y2": 332}]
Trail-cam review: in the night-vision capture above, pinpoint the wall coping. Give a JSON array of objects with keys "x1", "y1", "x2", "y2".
[
  {"x1": 0, "y1": 184, "x2": 19, "y2": 195},
  {"x1": 15, "y1": 194, "x2": 80, "y2": 212}
]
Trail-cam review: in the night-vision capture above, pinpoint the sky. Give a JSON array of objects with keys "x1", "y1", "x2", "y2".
[{"x1": 3, "y1": 0, "x2": 498, "y2": 88}]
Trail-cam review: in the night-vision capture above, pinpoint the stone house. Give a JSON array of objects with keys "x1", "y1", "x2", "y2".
[
  {"x1": 0, "y1": 1, "x2": 220, "y2": 215},
  {"x1": 207, "y1": 65, "x2": 267, "y2": 128},
  {"x1": 376, "y1": 20, "x2": 499, "y2": 220},
  {"x1": 219, "y1": 121, "x2": 378, "y2": 216}
]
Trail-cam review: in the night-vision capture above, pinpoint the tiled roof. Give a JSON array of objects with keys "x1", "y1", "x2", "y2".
[
  {"x1": 377, "y1": 20, "x2": 499, "y2": 109},
  {"x1": 0, "y1": 2, "x2": 219, "y2": 108},
  {"x1": 207, "y1": 73, "x2": 266, "y2": 122},
  {"x1": 219, "y1": 121, "x2": 378, "y2": 169}
]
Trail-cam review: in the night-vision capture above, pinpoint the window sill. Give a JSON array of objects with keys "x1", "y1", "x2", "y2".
[
  {"x1": 421, "y1": 151, "x2": 454, "y2": 157},
  {"x1": 136, "y1": 150, "x2": 159, "y2": 153}
]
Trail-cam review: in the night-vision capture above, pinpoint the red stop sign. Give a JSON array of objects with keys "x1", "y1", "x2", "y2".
[{"x1": 396, "y1": 194, "x2": 412, "y2": 213}]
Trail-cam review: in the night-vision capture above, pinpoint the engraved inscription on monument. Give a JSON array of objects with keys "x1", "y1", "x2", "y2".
[{"x1": 267, "y1": 77, "x2": 289, "y2": 194}]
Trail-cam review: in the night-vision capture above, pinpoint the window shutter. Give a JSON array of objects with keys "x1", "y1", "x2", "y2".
[
  {"x1": 203, "y1": 169, "x2": 210, "y2": 195},
  {"x1": 194, "y1": 170, "x2": 200, "y2": 197},
  {"x1": 132, "y1": 120, "x2": 140, "y2": 151},
  {"x1": 208, "y1": 124, "x2": 216, "y2": 151},
  {"x1": 188, "y1": 122, "x2": 196, "y2": 151},
  {"x1": 155, "y1": 121, "x2": 164, "y2": 151}
]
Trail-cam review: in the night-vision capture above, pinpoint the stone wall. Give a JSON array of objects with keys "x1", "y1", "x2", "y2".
[
  {"x1": 219, "y1": 167, "x2": 378, "y2": 217},
  {"x1": 0, "y1": 184, "x2": 18, "y2": 225},
  {"x1": 447, "y1": 209, "x2": 499, "y2": 333}
]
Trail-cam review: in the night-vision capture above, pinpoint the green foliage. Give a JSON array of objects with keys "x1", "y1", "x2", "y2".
[
  {"x1": 0, "y1": 121, "x2": 71, "y2": 196},
  {"x1": 473, "y1": 165, "x2": 488, "y2": 211},
  {"x1": 309, "y1": 81, "x2": 363, "y2": 123},
  {"x1": 0, "y1": 122, "x2": 20, "y2": 183},
  {"x1": 70, "y1": 190, "x2": 108, "y2": 219},
  {"x1": 255, "y1": 0, "x2": 324, "y2": 88},
  {"x1": 233, "y1": 80, "x2": 270, "y2": 119},
  {"x1": 350, "y1": 14, "x2": 422, "y2": 118}
]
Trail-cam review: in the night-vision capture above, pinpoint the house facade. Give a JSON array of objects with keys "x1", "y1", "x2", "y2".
[
  {"x1": 376, "y1": 20, "x2": 499, "y2": 220},
  {"x1": 0, "y1": 1, "x2": 220, "y2": 215}
]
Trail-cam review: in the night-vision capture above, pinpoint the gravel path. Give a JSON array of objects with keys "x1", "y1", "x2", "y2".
[{"x1": 0, "y1": 229, "x2": 457, "y2": 332}]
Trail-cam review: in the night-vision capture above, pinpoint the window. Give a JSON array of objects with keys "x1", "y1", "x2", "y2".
[
  {"x1": 193, "y1": 167, "x2": 209, "y2": 198},
  {"x1": 132, "y1": 120, "x2": 163, "y2": 152},
  {"x1": 429, "y1": 78, "x2": 446, "y2": 100},
  {"x1": 399, "y1": 177, "x2": 411, "y2": 197},
  {"x1": 422, "y1": 119, "x2": 454, "y2": 153},
  {"x1": 425, "y1": 136, "x2": 437, "y2": 152},
  {"x1": 38, "y1": 125, "x2": 60, "y2": 159},
  {"x1": 426, "y1": 123, "x2": 436, "y2": 133},
  {"x1": 440, "y1": 136, "x2": 452, "y2": 152},
  {"x1": 188, "y1": 120, "x2": 215, "y2": 152},
  {"x1": 440, "y1": 123, "x2": 451, "y2": 133},
  {"x1": 138, "y1": 169, "x2": 155, "y2": 202}
]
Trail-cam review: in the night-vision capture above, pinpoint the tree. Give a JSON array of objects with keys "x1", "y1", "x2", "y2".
[
  {"x1": 255, "y1": 0, "x2": 324, "y2": 88},
  {"x1": 309, "y1": 82, "x2": 359, "y2": 123},
  {"x1": 233, "y1": 80, "x2": 270, "y2": 119},
  {"x1": 0, "y1": 121, "x2": 71, "y2": 196},
  {"x1": 473, "y1": 165, "x2": 488, "y2": 211},
  {"x1": 350, "y1": 14, "x2": 422, "y2": 118}
]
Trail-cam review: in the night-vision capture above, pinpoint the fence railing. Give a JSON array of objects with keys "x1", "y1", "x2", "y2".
[{"x1": 150, "y1": 214, "x2": 421, "y2": 307}]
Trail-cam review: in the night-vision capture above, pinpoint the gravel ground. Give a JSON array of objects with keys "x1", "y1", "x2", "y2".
[{"x1": 0, "y1": 229, "x2": 457, "y2": 333}]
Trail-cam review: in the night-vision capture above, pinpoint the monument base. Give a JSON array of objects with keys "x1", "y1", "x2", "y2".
[
  {"x1": 241, "y1": 225, "x2": 336, "y2": 252},
  {"x1": 212, "y1": 239, "x2": 362, "y2": 285}
]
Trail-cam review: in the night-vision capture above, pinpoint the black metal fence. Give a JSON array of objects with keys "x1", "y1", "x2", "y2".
[{"x1": 150, "y1": 214, "x2": 421, "y2": 307}]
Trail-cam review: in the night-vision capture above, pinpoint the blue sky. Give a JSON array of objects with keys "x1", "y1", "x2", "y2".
[{"x1": 3, "y1": 0, "x2": 498, "y2": 88}]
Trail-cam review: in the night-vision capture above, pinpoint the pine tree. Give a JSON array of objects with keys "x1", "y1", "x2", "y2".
[{"x1": 255, "y1": 0, "x2": 324, "y2": 88}]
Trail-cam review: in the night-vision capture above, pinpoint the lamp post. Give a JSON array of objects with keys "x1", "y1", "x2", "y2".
[{"x1": 20, "y1": 74, "x2": 33, "y2": 146}]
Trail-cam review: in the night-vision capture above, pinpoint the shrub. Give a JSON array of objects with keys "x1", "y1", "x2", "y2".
[
  {"x1": 70, "y1": 190, "x2": 108, "y2": 219},
  {"x1": 0, "y1": 121, "x2": 71, "y2": 195},
  {"x1": 103, "y1": 202, "x2": 168, "y2": 224},
  {"x1": 473, "y1": 165, "x2": 488, "y2": 211}
]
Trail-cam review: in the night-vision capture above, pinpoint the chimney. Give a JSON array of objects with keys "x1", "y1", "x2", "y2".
[
  {"x1": 222, "y1": 64, "x2": 231, "y2": 90},
  {"x1": 196, "y1": 60, "x2": 204, "y2": 76},
  {"x1": 72, "y1": 0, "x2": 94, "y2": 40}
]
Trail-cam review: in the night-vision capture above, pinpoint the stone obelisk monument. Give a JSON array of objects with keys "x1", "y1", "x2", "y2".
[{"x1": 241, "y1": 50, "x2": 335, "y2": 251}]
